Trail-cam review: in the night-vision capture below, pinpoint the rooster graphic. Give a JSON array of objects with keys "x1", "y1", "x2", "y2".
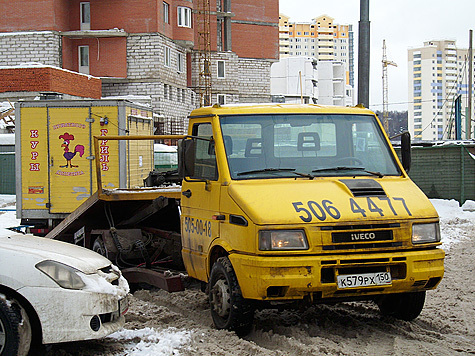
[{"x1": 59, "y1": 132, "x2": 85, "y2": 168}]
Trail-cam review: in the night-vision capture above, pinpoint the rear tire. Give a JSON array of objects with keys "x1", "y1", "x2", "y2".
[
  {"x1": 209, "y1": 257, "x2": 254, "y2": 336},
  {"x1": 377, "y1": 291, "x2": 426, "y2": 321}
]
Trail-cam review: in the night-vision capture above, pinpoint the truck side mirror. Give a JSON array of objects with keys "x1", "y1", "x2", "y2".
[
  {"x1": 178, "y1": 139, "x2": 196, "y2": 179},
  {"x1": 401, "y1": 132, "x2": 411, "y2": 173}
]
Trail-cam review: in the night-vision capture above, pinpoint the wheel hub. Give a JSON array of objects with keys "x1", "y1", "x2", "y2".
[{"x1": 210, "y1": 279, "x2": 231, "y2": 317}]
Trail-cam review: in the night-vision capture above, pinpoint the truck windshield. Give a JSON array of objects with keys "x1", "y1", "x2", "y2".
[{"x1": 220, "y1": 114, "x2": 401, "y2": 180}]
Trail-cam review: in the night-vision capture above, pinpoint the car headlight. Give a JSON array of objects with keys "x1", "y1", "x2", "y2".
[
  {"x1": 259, "y1": 230, "x2": 308, "y2": 251},
  {"x1": 36, "y1": 260, "x2": 86, "y2": 290},
  {"x1": 412, "y1": 223, "x2": 441, "y2": 244}
]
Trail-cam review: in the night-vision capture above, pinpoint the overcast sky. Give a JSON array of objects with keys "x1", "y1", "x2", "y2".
[{"x1": 279, "y1": 0, "x2": 475, "y2": 112}]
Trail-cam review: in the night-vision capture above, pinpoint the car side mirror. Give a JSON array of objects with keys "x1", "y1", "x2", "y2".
[
  {"x1": 401, "y1": 131, "x2": 411, "y2": 173},
  {"x1": 178, "y1": 138, "x2": 195, "y2": 179}
]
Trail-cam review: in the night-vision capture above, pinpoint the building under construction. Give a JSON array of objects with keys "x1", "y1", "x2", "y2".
[{"x1": 0, "y1": 0, "x2": 279, "y2": 135}]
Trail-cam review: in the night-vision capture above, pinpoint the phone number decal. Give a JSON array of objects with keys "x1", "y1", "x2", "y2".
[
  {"x1": 292, "y1": 197, "x2": 412, "y2": 223},
  {"x1": 183, "y1": 216, "x2": 212, "y2": 237}
]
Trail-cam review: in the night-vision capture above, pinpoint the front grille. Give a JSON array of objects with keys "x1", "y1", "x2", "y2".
[{"x1": 323, "y1": 242, "x2": 402, "y2": 250}]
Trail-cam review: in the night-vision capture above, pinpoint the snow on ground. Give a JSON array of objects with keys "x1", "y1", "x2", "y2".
[
  {"x1": 431, "y1": 198, "x2": 475, "y2": 249},
  {"x1": 108, "y1": 327, "x2": 192, "y2": 356},
  {"x1": 1, "y1": 194, "x2": 474, "y2": 355}
]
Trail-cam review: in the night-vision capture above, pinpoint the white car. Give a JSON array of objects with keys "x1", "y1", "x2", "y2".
[{"x1": 0, "y1": 232, "x2": 129, "y2": 356}]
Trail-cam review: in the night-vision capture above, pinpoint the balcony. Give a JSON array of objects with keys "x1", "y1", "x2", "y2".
[{"x1": 61, "y1": 29, "x2": 128, "y2": 38}]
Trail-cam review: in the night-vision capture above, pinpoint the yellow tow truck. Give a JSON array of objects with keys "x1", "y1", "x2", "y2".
[{"x1": 48, "y1": 103, "x2": 445, "y2": 335}]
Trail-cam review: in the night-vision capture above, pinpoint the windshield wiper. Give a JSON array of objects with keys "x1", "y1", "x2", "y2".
[
  {"x1": 237, "y1": 168, "x2": 295, "y2": 176},
  {"x1": 312, "y1": 166, "x2": 384, "y2": 178}
]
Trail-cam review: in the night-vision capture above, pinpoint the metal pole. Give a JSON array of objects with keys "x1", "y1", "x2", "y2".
[
  {"x1": 468, "y1": 29, "x2": 473, "y2": 139},
  {"x1": 358, "y1": 0, "x2": 370, "y2": 108}
]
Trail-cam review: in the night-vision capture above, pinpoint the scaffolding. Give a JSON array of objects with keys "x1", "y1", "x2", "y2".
[{"x1": 196, "y1": 0, "x2": 212, "y2": 107}]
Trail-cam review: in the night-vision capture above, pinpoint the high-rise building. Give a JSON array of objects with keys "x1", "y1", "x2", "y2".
[
  {"x1": 279, "y1": 14, "x2": 354, "y2": 88},
  {"x1": 408, "y1": 40, "x2": 474, "y2": 141}
]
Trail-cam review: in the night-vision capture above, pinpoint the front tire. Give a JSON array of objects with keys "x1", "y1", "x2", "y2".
[
  {"x1": 377, "y1": 291, "x2": 426, "y2": 321},
  {"x1": 208, "y1": 257, "x2": 254, "y2": 335}
]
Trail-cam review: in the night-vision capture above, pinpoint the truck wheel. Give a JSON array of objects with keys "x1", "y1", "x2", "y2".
[
  {"x1": 92, "y1": 238, "x2": 108, "y2": 258},
  {"x1": 0, "y1": 299, "x2": 20, "y2": 356},
  {"x1": 377, "y1": 291, "x2": 426, "y2": 321},
  {"x1": 209, "y1": 257, "x2": 254, "y2": 336}
]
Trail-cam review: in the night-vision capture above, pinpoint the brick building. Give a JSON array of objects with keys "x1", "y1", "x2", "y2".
[{"x1": 0, "y1": 0, "x2": 279, "y2": 134}]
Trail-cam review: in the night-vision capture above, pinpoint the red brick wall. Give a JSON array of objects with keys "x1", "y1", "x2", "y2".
[
  {"x1": 0, "y1": 67, "x2": 102, "y2": 99},
  {"x1": 172, "y1": 0, "x2": 195, "y2": 44},
  {"x1": 0, "y1": 0, "x2": 70, "y2": 32},
  {"x1": 62, "y1": 37, "x2": 127, "y2": 78},
  {"x1": 68, "y1": 0, "x2": 160, "y2": 33},
  {"x1": 230, "y1": 0, "x2": 279, "y2": 60},
  {"x1": 231, "y1": 23, "x2": 279, "y2": 60}
]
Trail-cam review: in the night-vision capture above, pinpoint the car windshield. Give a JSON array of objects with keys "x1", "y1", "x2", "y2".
[{"x1": 220, "y1": 114, "x2": 401, "y2": 180}]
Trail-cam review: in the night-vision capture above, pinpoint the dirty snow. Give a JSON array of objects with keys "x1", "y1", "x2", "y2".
[{"x1": 1, "y1": 194, "x2": 475, "y2": 355}]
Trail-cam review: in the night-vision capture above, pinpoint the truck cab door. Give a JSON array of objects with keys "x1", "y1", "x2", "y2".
[{"x1": 180, "y1": 122, "x2": 221, "y2": 281}]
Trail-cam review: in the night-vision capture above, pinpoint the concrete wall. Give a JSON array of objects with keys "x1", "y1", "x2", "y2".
[
  {"x1": 101, "y1": 33, "x2": 196, "y2": 134},
  {"x1": 191, "y1": 52, "x2": 272, "y2": 105}
]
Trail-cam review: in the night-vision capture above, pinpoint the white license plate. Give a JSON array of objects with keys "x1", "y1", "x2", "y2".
[
  {"x1": 119, "y1": 296, "x2": 129, "y2": 315},
  {"x1": 337, "y1": 272, "x2": 391, "y2": 289}
]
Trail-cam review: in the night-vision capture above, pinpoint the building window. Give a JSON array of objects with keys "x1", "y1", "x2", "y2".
[
  {"x1": 80, "y1": 2, "x2": 90, "y2": 31},
  {"x1": 78, "y1": 46, "x2": 89, "y2": 74},
  {"x1": 163, "y1": 2, "x2": 169, "y2": 24},
  {"x1": 177, "y1": 6, "x2": 192, "y2": 28},
  {"x1": 217, "y1": 60, "x2": 225, "y2": 78},
  {"x1": 177, "y1": 52, "x2": 183, "y2": 72},
  {"x1": 217, "y1": 94, "x2": 226, "y2": 105},
  {"x1": 165, "y1": 47, "x2": 171, "y2": 67}
]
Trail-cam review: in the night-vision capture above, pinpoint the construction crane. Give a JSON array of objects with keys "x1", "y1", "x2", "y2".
[
  {"x1": 382, "y1": 39, "x2": 397, "y2": 133},
  {"x1": 195, "y1": 0, "x2": 212, "y2": 107}
]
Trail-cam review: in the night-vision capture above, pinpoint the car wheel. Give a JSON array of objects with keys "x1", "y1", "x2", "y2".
[
  {"x1": 0, "y1": 298, "x2": 20, "y2": 356},
  {"x1": 208, "y1": 257, "x2": 254, "y2": 336},
  {"x1": 377, "y1": 291, "x2": 426, "y2": 321}
]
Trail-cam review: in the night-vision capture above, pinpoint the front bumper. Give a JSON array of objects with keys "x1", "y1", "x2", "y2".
[
  {"x1": 19, "y1": 286, "x2": 127, "y2": 344},
  {"x1": 229, "y1": 248, "x2": 445, "y2": 301}
]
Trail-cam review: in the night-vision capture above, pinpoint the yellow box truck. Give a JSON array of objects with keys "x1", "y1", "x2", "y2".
[
  {"x1": 47, "y1": 103, "x2": 444, "y2": 336},
  {"x1": 16, "y1": 99, "x2": 154, "y2": 234}
]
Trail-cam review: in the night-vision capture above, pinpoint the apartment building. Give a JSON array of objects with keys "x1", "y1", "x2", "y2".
[
  {"x1": 408, "y1": 40, "x2": 473, "y2": 141},
  {"x1": 0, "y1": 0, "x2": 279, "y2": 134},
  {"x1": 279, "y1": 14, "x2": 354, "y2": 88}
]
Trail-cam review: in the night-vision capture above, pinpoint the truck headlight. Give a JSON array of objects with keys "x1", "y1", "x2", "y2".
[
  {"x1": 259, "y1": 230, "x2": 308, "y2": 251},
  {"x1": 412, "y1": 223, "x2": 441, "y2": 244},
  {"x1": 36, "y1": 260, "x2": 86, "y2": 290}
]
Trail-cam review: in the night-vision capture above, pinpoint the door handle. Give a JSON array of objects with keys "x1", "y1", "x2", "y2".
[{"x1": 182, "y1": 189, "x2": 192, "y2": 198}]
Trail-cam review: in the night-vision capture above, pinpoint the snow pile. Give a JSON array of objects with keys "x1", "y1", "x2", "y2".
[
  {"x1": 108, "y1": 327, "x2": 191, "y2": 356},
  {"x1": 431, "y1": 199, "x2": 475, "y2": 249},
  {"x1": 0, "y1": 195, "x2": 19, "y2": 238}
]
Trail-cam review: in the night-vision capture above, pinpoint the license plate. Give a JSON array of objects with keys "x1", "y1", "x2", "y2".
[
  {"x1": 119, "y1": 296, "x2": 129, "y2": 315},
  {"x1": 337, "y1": 272, "x2": 391, "y2": 289}
]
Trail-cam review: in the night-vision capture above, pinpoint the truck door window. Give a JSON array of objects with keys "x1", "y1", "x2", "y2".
[{"x1": 191, "y1": 123, "x2": 218, "y2": 180}]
